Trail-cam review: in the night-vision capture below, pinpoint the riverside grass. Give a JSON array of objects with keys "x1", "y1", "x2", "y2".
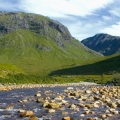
[{"x1": 0, "y1": 73, "x2": 113, "y2": 84}]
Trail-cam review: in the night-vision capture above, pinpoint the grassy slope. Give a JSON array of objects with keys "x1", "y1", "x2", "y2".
[
  {"x1": 48, "y1": 54, "x2": 120, "y2": 85},
  {"x1": 0, "y1": 29, "x2": 101, "y2": 75},
  {"x1": 50, "y1": 54, "x2": 120, "y2": 76}
]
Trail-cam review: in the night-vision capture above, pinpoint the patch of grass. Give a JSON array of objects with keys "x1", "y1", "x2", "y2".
[
  {"x1": 0, "y1": 73, "x2": 112, "y2": 84},
  {"x1": 0, "y1": 74, "x2": 56, "y2": 84},
  {"x1": 52, "y1": 75, "x2": 113, "y2": 84},
  {"x1": 0, "y1": 64, "x2": 24, "y2": 78}
]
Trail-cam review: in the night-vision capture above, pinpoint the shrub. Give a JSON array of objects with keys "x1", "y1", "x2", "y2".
[{"x1": 112, "y1": 73, "x2": 120, "y2": 85}]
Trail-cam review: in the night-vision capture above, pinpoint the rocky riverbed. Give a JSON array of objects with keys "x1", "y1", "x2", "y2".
[{"x1": 0, "y1": 84, "x2": 120, "y2": 120}]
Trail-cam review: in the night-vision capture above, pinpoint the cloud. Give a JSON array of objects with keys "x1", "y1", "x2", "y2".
[
  {"x1": 101, "y1": 22, "x2": 120, "y2": 36},
  {"x1": 0, "y1": 0, "x2": 120, "y2": 40},
  {"x1": 102, "y1": 16, "x2": 112, "y2": 21},
  {"x1": 109, "y1": 8, "x2": 120, "y2": 17},
  {"x1": 108, "y1": 0, "x2": 120, "y2": 17},
  {"x1": 19, "y1": 0, "x2": 114, "y2": 17},
  {"x1": 72, "y1": 21, "x2": 105, "y2": 40},
  {"x1": 0, "y1": 0, "x2": 20, "y2": 11}
]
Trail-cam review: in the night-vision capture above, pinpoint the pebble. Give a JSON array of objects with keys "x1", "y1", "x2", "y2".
[
  {"x1": 80, "y1": 114, "x2": 85, "y2": 117},
  {"x1": 67, "y1": 87, "x2": 74, "y2": 90},
  {"x1": 43, "y1": 102, "x2": 61, "y2": 109},
  {"x1": 5, "y1": 104, "x2": 14, "y2": 110},
  {"x1": 29, "y1": 116, "x2": 38, "y2": 120},
  {"x1": 37, "y1": 98, "x2": 44, "y2": 103},
  {"x1": 35, "y1": 93, "x2": 41, "y2": 97},
  {"x1": 0, "y1": 84, "x2": 120, "y2": 120},
  {"x1": 101, "y1": 114, "x2": 107, "y2": 119},
  {"x1": 62, "y1": 112, "x2": 68, "y2": 115},
  {"x1": 84, "y1": 110, "x2": 90, "y2": 114},
  {"x1": 85, "y1": 90, "x2": 92, "y2": 94},
  {"x1": 87, "y1": 118, "x2": 94, "y2": 120},
  {"x1": 106, "y1": 114, "x2": 113, "y2": 117},
  {"x1": 62, "y1": 116, "x2": 71, "y2": 120},
  {"x1": 112, "y1": 110, "x2": 119, "y2": 114},
  {"x1": 48, "y1": 109, "x2": 55, "y2": 113},
  {"x1": 19, "y1": 99, "x2": 28, "y2": 103},
  {"x1": 69, "y1": 104, "x2": 76, "y2": 109},
  {"x1": 20, "y1": 110, "x2": 34, "y2": 117}
]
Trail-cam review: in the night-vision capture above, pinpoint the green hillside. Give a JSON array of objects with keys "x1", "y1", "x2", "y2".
[
  {"x1": 0, "y1": 29, "x2": 101, "y2": 74},
  {"x1": 0, "y1": 12, "x2": 101, "y2": 77}
]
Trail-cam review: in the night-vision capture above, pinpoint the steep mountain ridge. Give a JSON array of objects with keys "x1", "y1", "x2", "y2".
[
  {"x1": 0, "y1": 12, "x2": 72, "y2": 46},
  {"x1": 81, "y1": 33, "x2": 120, "y2": 56}
]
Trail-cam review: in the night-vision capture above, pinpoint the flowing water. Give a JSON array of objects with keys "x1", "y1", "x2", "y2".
[{"x1": 0, "y1": 86, "x2": 119, "y2": 120}]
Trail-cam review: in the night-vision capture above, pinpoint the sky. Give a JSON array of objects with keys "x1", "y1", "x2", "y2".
[{"x1": 0, "y1": 0, "x2": 120, "y2": 41}]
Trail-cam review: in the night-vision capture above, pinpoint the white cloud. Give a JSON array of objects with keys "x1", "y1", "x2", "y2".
[
  {"x1": 102, "y1": 16, "x2": 112, "y2": 21},
  {"x1": 109, "y1": 8, "x2": 120, "y2": 17},
  {"x1": 20, "y1": 0, "x2": 113, "y2": 17},
  {"x1": 101, "y1": 22, "x2": 120, "y2": 36},
  {"x1": 0, "y1": 0, "x2": 20, "y2": 11},
  {"x1": 63, "y1": 20, "x2": 105, "y2": 40},
  {"x1": 1, "y1": 0, "x2": 119, "y2": 40}
]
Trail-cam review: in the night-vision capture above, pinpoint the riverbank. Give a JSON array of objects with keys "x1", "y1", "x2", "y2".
[{"x1": 0, "y1": 82, "x2": 97, "y2": 91}]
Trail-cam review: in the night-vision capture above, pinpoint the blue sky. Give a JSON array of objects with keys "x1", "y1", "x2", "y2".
[{"x1": 0, "y1": 0, "x2": 120, "y2": 41}]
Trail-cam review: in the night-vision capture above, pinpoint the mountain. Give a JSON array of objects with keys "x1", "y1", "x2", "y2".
[
  {"x1": 81, "y1": 33, "x2": 120, "y2": 56},
  {"x1": 0, "y1": 12, "x2": 101, "y2": 75}
]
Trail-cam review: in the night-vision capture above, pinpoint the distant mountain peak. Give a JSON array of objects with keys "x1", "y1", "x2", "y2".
[{"x1": 81, "y1": 33, "x2": 120, "y2": 56}]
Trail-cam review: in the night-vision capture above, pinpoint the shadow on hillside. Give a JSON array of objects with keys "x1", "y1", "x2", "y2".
[{"x1": 49, "y1": 55, "x2": 120, "y2": 76}]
